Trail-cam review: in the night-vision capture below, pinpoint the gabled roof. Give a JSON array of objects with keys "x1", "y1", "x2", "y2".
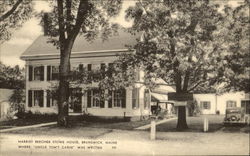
[{"x1": 21, "y1": 30, "x2": 140, "y2": 59}]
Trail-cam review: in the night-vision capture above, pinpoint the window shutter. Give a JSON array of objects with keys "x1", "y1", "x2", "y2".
[
  {"x1": 87, "y1": 90, "x2": 91, "y2": 108},
  {"x1": 108, "y1": 90, "x2": 112, "y2": 108},
  {"x1": 101, "y1": 63, "x2": 106, "y2": 78},
  {"x1": 40, "y1": 66, "x2": 44, "y2": 81},
  {"x1": 28, "y1": 90, "x2": 32, "y2": 107},
  {"x1": 39, "y1": 90, "x2": 44, "y2": 107},
  {"x1": 47, "y1": 90, "x2": 50, "y2": 107},
  {"x1": 28, "y1": 66, "x2": 33, "y2": 81},
  {"x1": 122, "y1": 89, "x2": 126, "y2": 108},
  {"x1": 47, "y1": 66, "x2": 51, "y2": 81},
  {"x1": 136, "y1": 88, "x2": 139, "y2": 108}
]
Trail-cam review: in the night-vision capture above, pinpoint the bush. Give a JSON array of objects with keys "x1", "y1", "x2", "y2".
[
  {"x1": 15, "y1": 111, "x2": 57, "y2": 120},
  {"x1": 80, "y1": 114, "x2": 130, "y2": 123}
]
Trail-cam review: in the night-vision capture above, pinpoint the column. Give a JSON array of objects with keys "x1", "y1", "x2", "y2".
[
  {"x1": 44, "y1": 65, "x2": 47, "y2": 81},
  {"x1": 44, "y1": 90, "x2": 47, "y2": 108}
]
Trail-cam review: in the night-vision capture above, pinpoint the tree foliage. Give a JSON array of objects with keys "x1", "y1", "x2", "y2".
[
  {"x1": 42, "y1": 0, "x2": 122, "y2": 126},
  {"x1": 0, "y1": 0, "x2": 33, "y2": 43},
  {"x1": 118, "y1": 0, "x2": 224, "y2": 95},
  {"x1": 100, "y1": 0, "x2": 249, "y2": 130},
  {"x1": 0, "y1": 61, "x2": 25, "y2": 89},
  {"x1": 215, "y1": 0, "x2": 250, "y2": 92}
]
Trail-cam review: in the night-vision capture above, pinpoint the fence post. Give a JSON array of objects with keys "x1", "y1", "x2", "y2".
[
  {"x1": 150, "y1": 117, "x2": 156, "y2": 140},
  {"x1": 204, "y1": 118, "x2": 209, "y2": 132}
]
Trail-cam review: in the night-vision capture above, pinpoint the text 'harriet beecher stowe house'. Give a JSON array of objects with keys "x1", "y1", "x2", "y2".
[{"x1": 20, "y1": 30, "x2": 250, "y2": 119}]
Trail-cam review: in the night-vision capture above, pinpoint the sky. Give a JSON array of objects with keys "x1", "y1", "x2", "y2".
[
  {"x1": 0, "y1": 0, "x2": 243, "y2": 67},
  {"x1": 0, "y1": 0, "x2": 134, "y2": 67}
]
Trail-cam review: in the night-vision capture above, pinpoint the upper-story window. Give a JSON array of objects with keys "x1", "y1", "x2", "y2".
[
  {"x1": 226, "y1": 100, "x2": 237, "y2": 108},
  {"x1": 47, "y1": 65, "x2": 59, "y2": 81},
  {"x1": 29, "y1": 66, "x2": 44, "y2": 81}
]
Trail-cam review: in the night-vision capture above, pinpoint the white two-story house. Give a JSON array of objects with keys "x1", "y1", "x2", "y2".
[{"x1": 20, "y1": 30, "x2": 162, "y2": 120}]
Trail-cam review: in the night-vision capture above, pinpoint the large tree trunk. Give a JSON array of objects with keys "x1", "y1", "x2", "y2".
[
  {"x1": 57, "y1": 48, "x2": 71, "y2": 127},
  {"x1": 176, "y1": 106, "x2": 188, "y2": 130}
]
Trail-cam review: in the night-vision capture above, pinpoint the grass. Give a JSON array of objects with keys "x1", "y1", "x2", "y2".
[
  {"x1": 0, "y1": 115, "x2": 57, "y2": 130},
  {"x1": 4, "y1": 117, "x2": 152, "y2": 138},
  {"x1": 155, "y1": 115, "x2": 250, "y2": 133},
  {"x1": 76, "y1": 119, "x2": 151, "y2": 130}
]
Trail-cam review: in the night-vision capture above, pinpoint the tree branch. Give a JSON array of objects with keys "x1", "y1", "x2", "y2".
[
  {"x1": 0, "y1": 0, "x2": 23, "y2": 22},
  {"x1": 187, "y1": 80, "x2": 207, "y2": 92},
  {"x1": 66, "y1": 0, "x2": 72, "y2": 36},
  {"x1": 57, "y1": 0, "x2": 66, "y2": 50},
  {"x1": 68, "y1": 0, "x2": 90, "y2": 42}
]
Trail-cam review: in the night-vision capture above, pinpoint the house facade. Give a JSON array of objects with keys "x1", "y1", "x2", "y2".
[
  {"x1": 194, "y1": 92, "x2": 250, "y2": 115},
  {"x1": 20, "y1": 31, "x2": 156, "y2": 119}
]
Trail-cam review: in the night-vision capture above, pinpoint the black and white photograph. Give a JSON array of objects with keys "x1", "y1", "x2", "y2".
[{"x1": 0, "y1": 0, "x2": 249, "y2": 155}]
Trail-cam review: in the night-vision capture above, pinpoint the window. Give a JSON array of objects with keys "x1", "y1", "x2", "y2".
[
  {"x1": 200, "y1": 101, "x2": 211, "y2": 110},
  {"x1": 113, "y1": 90, "x2": 123, "y2": 107},
  {"x1": 87, "y1": 64, "x2": 92, "y2": 71},
  {"x1": 226, "y1": 100, "x2": 237, "y2": 108},
  {"x1": 87, "y1": 64, "x2": 92, "y2": 80},
  {"x1": 144, "y1": 89, "x2": 150, "y2": 109},
  {"x1": 112, "y1": 89, "x2": 126, "y2": 108},
  {"x1": 93, "y1": 89, "x2": 101, "y2": 107},
  {"x1": 47, "y1": 66, "x2": 59, "y2": 81},
  {"x1": 69, "y1": 88, "x2": 82, "y2": 113},
  {"x1": 28, "y1": 90, "x2": 44, "y2": 107},
  {"x1": 46, "y1": 90, "x2": 57, "y2": 107},
  {"x1": 241, "y1": 100, "x2": 250, "y2": 114},
  {"x1": 107, "y1": 63, "x2": 114, "y2": 78},
  {"x1": 79, "y1": 64, "x2": 84, "y2": 72},
  {"x1": 52, "y1": 66, "x2": 59, "y2": 80},
  {"x1": 87, "y1": 89, "x2": 105, "y2": 108},
  {"x1": 33, "y1": 66, "x2": 44, "y2": 81},
  {"x1": 132, "y1": 88, "x2": 139, "y2": 109}
]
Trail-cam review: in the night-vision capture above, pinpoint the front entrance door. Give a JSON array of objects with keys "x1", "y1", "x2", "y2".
[{"x1": 69, "y1": 88, "x2": 82, "y2": 113}]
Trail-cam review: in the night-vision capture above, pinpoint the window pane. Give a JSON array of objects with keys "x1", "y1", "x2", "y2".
[
  {"x1": 34, "y1": 90, "x2": 43, "y2": 107},
  {"x1": 93, "y1": 89, "x2": 100, "y2": 107},
  {"x1": 34, "y1": 66, "x2": 43, "y2": 80},
  {"x1": 52, "y1": 66, "x2": 59, "y2": 80}
]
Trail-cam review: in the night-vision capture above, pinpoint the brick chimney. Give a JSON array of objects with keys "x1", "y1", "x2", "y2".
[{"x1": 43, "y1": 13, "x2": 49, "y2": 36}]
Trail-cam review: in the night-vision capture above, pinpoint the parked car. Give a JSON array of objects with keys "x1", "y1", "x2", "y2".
[{"x1": 223, "y1": 107, "x2": 249, "y2": 125}]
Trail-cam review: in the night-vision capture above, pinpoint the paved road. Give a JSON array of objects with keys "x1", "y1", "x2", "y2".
[{"x1": 0, "y1": 128, "x2": 249, "y2": 156}]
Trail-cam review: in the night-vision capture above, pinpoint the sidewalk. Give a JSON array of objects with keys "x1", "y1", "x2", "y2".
[
  {"x1": 135, "y1": 117, "x2": 177, "y2": 130},
  {"x1": 0, "y1": 122, "x2": 57, "y2": 133}
]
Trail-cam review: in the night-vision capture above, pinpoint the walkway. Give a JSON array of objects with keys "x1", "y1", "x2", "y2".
[
  {"x1": 0, "y1": 122, "x2": 57, "y2": 133},
  {"x1": 135, "y1": 117, "x2": 177, "y2": 130}
]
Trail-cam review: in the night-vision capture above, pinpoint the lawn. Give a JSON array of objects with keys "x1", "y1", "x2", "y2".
[
  {"x1": 154, "y1": 115, "x2": 250, "y2": 133},
  {"x1": 3, "y1": 118, "x2": 152, "y2": 138},
  {"x1": 0, "y1": 115, "x2": 57, "y2": 130},
  {"x1": 76, "y1": 119, "x2": 151, "y2": 130}
]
